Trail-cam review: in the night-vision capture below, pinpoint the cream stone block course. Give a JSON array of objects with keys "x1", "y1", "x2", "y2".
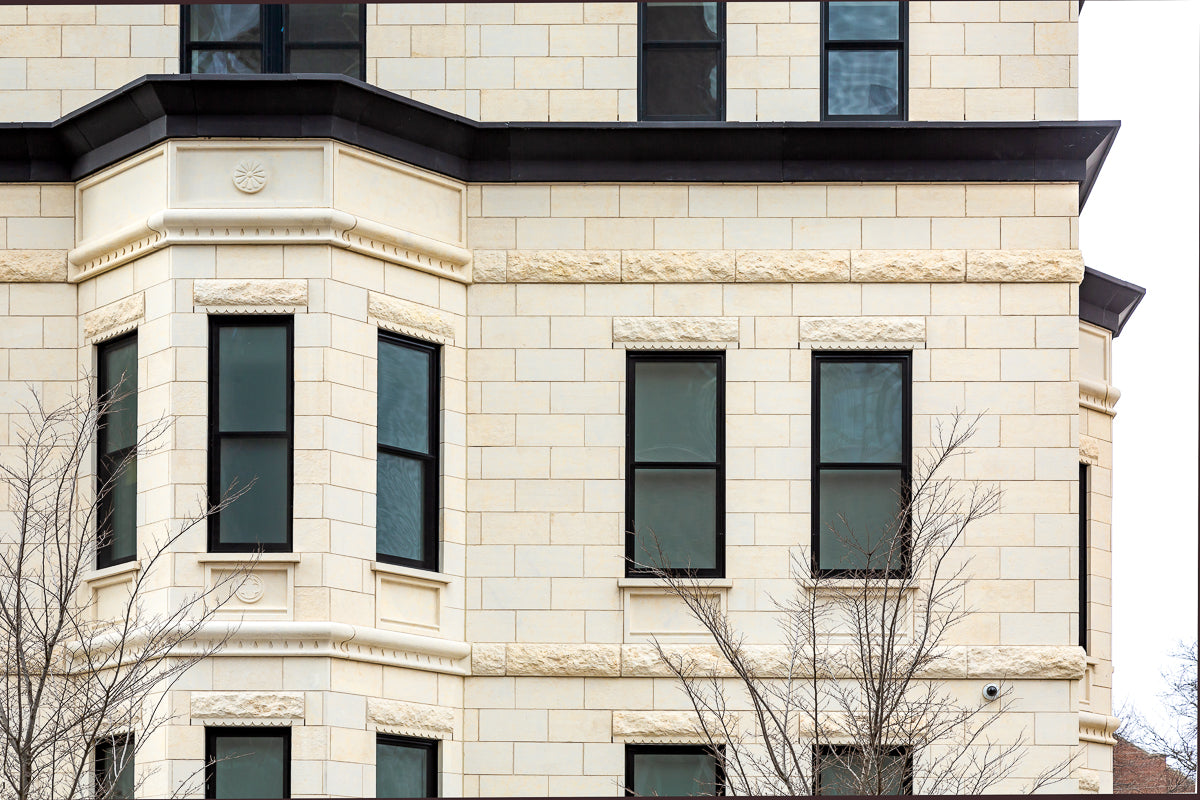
[
  {"x1": 620, "y1": 185, "x2": 690, "y2": 217},
  {"x1": 929, "y1": 348, "x2": 999, "y2": 382},
  {"x1": 584, "y1": 3, "x2": 636, "y2": 24},
  {"x1": 752, "y1": 186, "x2": 823, "y2": 218},
  {"x1": 895, "y1": 185, "x2": 964, "y2": 217},
  {"x1": 653, "y1": 218, "x2": 724, "y2": 250},
  {"x1": 26, "y1": 58, "x2": 94, "y2": 90},
  {"x1": 965, "y1": 88, "x2": 1035, "y2": 120},
  {"x1": 515, "y1": 56, "x2": 582, "y2": 89},
  {"x1": 721, "y1": 284, "x2": 791, "y2": 316},
  {"x1": 964, "y1": 22, "x2": 1033, "y2": 54},
  {"x1": 581, "y1": 57, "x2": 635, "y2": 89},
  {"x1": 909, "y1": 88, "x2": 965, "y2": 120},
  {"x1": 1034, "y1": 579, "x2": 1078, "y2": 613},
  {"x1": 548, "y1": 317, "x2": 610, "y2": 349},
  {"x1": 966, "y1": 183, "x2": 1034, "y2": 216},
  {"x1": 0, "y1": 92, "x2": 61, "y2": 122},
  {"x1": 925, "y1": 317, "x2": 965, "y2": 350},
  {"x1": 1034, "y1": 184, "x2": 1078, "y2": 217},
  {"x1": 517, "y1": 610, "x2": 587, "y2": 642},
  {"x1": 725, "y1": 23, "x2": 755, "y2": 56},
  {"x1": 40, "y1": 185, "x2": 72, "y2": 217},
  {"x1": 792, "y1": 217, "x2": 861, "y2": 249},
  {"x1": 584, "y1": 284, "x2": 653, "y2": 316},
  {"x1": 466, "y1": 609, "x2": 517, "y2": 642},
  {"x1": 651, "y1": 283, "x2": 723, "y2": 316},
  {"x1": 550, "y1": 380, "x2": 618, "y2": 414},
  {"x1": 1036, "y1": 87, "x2": 1077, "y2": 120},
  {"x1": 1000, "y1": 349, "x2": 1069, "y2": 381},
  {"x1": 1000, "y1": 415, "x2": 1070, "y2": 448},
  {"x1": 1034, "y1": 316, "x2": 1077, "y2": 348},
  {"x1": 966, "y1": 315, "x2": 1034, "y2": 348},
  {"x1": 1000, "y1": 613, "x2": 1067, "y2": 645},
  {"x1": 480, "y1": 25, "x2": 549, "y2": 56},
  {"x1": 516, "y1": 479, "x2": 584, "y2": 512},
  {"x1": 930, "y1": 2, "x2": 1000, "y2": 23},
  {"x1": 582, "y1": 217, "x2": 651, "y2": 249},
  {"x1": 1002, "y1": 55, "x2": 1070, "y2": 87},
  {"x1": 860, "y1": 283, "x2": 930, "y2": 316},
  {"x1": 725, "y1": 89, "x2": 757, "y2": 122},
  {"x1": 514, "y1": 414, "x2": 584, "y2": 447},
  {"x1": 550, "y1": 446, "x2": 619, "y2": 480},
  {"x1": 0, "y1": 185, "x2": 41, "y2": 216},
  {"x1": 551, "y1": 576, "x2": 620, "y2": 610},
  {"x1": 464, "y1": 57, "x2": 514, "y2": 88},
  {"x1": 513, "y1": 741, "x2": 585, "y2": 775},
  {"x1": 411, "y1": 24, "x2": 467, "y2": 57},
  {"x1": 129, "y1": 25, "x2": 176, "y2": 58},
  {"x1": 723, "y1": 218, "x2": 792, "y2": 250},
  {"x1": 551, "y1": 24, "x2": 618, "y2": 56},
  {"x1": 793, "y1": 283, "x2": 861, "y2": 316},
  {"x1": 479, "y1": 89, "x2": 548, "y2": 120},
  {"x1": 688, "y1": 185, "x2": 757, "y2": 218},
  {"x1": 826, "y1": 185, "x2": 894, "y2": 217},
  {"x1": 7, "y1": 217, "x2": 73, "y2": 249},
  {"x1": 911, "y1": 22, "x2": 965, "y2": 55},
  {"x1": 517, "y1": 217, "x2": 584, "y2": 249},
  {"x1": 1001, "y1": 2, "x2": 1072, "y2": 22},
  {"x1": 931, "y1": 216, "x2": 1000, "y2": 249},
  {"x1": 548, "y1": 184, "x2": 619, "y2": 218},
  {"x1": 1035, "y1": 22, "x2": 1077, "y2": 55},
  {"x1": 964, "y1": 447, "x2": 1034, "y2": 480},
  {"x1": 1035, "y1": 447, "x2": 1078, "y2": 480},
  {"x1": 930, "y1": 55, "x2": 999, "y2": 87},
  {"x1": 551, "y1": 89, "x2": 619, "y2": 120},
  {"x1": 550, "y1": 512, "x2": 618, "y2": 545}
]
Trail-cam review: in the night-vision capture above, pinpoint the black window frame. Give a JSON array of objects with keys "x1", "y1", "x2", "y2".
[
  {"x1": 95, "y1": 732, "x2": 135, "y2": 800},
  {"x1": 96, "y1": 331, "x2": 138, "y2": 570},
  {"x1": 814, "y1": 744, "x2": 914, "y2": 795},
  {"x1": 821, "y1": 1, "x2": 909, "y2": 121},
  {"x1": 376, "y1": 733, "x2": 439, "y2": 798},
  {"x1": 204, "y1": 726, "x2": 290, "y2": 799},
  {"x1": 1079, "y1": 462, "x2": 1089, "y2": 653},
  {"x1": 207, "y1": 315, "x2": 294, "y2": 553},
  {"x1": 637, "y1": 2, "x2": 727, "y2": 122},
  {"x1": 811, "y1": 350, "x2": 912, "y2": 579},
  {"x1": 625, "y1": 350, "x2": 726, "y2": 579},
  {"x1": 376, "y1": 331, "x2": 441, "y2": 572},
  {"x1": 625, "y1": 743, "x2": 725, "y2": 797},
  {"x1": 180, "y1": 4, "x2": 367, "y2": 80}
]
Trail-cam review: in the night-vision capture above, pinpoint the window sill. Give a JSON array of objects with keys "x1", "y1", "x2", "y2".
[
  {"x1": 86, "y1": 559, "x2": 142, "y2": 584},
  {"x1": 372, "y1": 561, "x2": 452, "y2": 586},
  {"x1": 196, "y1": 553, "x2": 302, "y2": 564},
  {"x1": 617, "y1": 577, "x2": 734, "y2": 589}
]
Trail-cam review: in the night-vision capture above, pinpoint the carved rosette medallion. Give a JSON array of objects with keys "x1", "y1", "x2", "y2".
[
  {"x1": 232, "y1": 159, "x2": 268, "y2": 193},
  {"x1": 235, "y1": 574, "x2": 266, "y2": 604}
]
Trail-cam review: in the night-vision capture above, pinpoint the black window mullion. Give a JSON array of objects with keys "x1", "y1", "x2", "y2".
[
  {"x1": 377, "y1": 734, "x2": 438, "y2": 798},
  {"x1": 205, "y1": 727, "x2": 290, "y2": 799},
  {"x1": 638, "y1": 3, "x2": 726, "y2": 121},
  {"x1": 626, "y1": 743, "x2": 725, "y2": 796},
  {"x1": 1079, "y1": 463, "x2": 1089, "y2": 652},
  {"x1": 821, "y1": 1, "x2": 908, "y2": 121},
  {"x1": 97, "y1": 333, "x2": 138, "y2": 570}
]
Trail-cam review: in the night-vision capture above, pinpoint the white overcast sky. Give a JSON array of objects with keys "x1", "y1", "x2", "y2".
[{"x1": 1077, "y1": 0, "x2": 1200, "y2": 720}]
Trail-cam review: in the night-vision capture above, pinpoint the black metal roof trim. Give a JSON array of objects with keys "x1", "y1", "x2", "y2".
[
  {"x1": 0, "y1": 75, "x2": 1118, "y2": 207},
  {"x1": 1080, "y1": 266, "x2": 1146, "y2": 337}
]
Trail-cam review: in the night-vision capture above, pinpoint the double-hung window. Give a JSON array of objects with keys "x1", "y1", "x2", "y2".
[
  {"x1": 205, "y1": 727, "x2": 289, "y2": 799},
  {"x1": 182, "y1": 4, "x2": 366, "y2": 79},
  {"x1": 1079, "y1": 463, "x2": 1089, "y2": 652},
  {"x1": 638, "y1": 2, "x2": 726, "y2": 120},
  {"x1": 377, "y1": 333, "x2": 439, "y2": 570},
  {"x1": 208, "y1": 317, "x2": 293, "y2": 552},
  {"x1": 812, "y1": 352, "x2": 911, "y2": 576},
  {"x1": 377, "y1": 734, "x2": 438, "y2": 798},
  {"x1": 97, "y1": 334, "x2": 138, "y2": 568},
  {"x1": 815, "y1": 745, "x2": 912, "y2": 795},
  {"x1": 95, "y1": 734, "x2": 134, "y2": 800},
  {"x1": 626, "y1": 352, "x2": 724, "y2": 577},
  {"x1": 822, "y1": 1, "x2": 907, "y2": 120},
  {"x1": 626, "y1": 744, "x2": 723, "y2": 796}
]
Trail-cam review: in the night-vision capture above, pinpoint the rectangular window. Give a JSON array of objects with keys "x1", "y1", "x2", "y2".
[
  {"x1": 626, "y1": 352, "x2": 725, "y2": 577},
  {"x1": 1079, "y1": 462, "x2": 1089, "y2": 652},
  {"x1": 97, "y1": 333, "x2": 138, "y2": 569},
  {"x1": 208, "y1": 317, "x2": 293, "y2": 552},
  {"x1": 181, "y1": 4, "x2": 366, "y2": 79},
  {"x1": 377, "y1": 734, "x2": 438, "y2": 798},
  {"x1": 815, "y1": 745, "x2": 912, "y2": 795},
  {"x1": 205, "y1": 727, "x2": 290, "y2": 799},
  {"x1": 638, "y1": 2, "x2": 726, "y2": 121},
  {"x1": 811, "y1": 352, "x2": 911, "y2": 576},
  {"x1": 822, "y1": 1, "x2": 907, "y2": 120},
  {"x1": 95, "y1": 734, "x2": 134, "y2": 800},
  {"x1": 377, "y1": 333, "x2": 440, "y2": 570},
  {"x1": 626, "y1": 744, "x2": 723, "y2": 796}
]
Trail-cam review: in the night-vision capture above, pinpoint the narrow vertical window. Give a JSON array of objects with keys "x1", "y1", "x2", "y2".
[
  {"x1": 205, "y1": 727, "x2": 290, "y2": 799},
  {"x1": 626, "y1": 744, "x2": 723, "y2": 796},
  {"x1": 815, "y1": 745, "x2": 912, "y2": 795},
  {"x1": 822, "y1": 1, "x2": 907, "y2": 120},
  {"x1": 638, "y1": 2, "x2": 726, "y2": 120},
  {"x1": 95, "y1": 734, "x2": 134, "y2": 800},
  {"x1": 1079, "y1": 462, "x2": 1089, "y2": 652},
  {"x1": 812, "y1": 352, "x2": 911, "y2": 576},
  {"x1": 626, "y1": 352, "x2": 724, "y2": 577},
  {"x1": 97, "y1": 333, "x2": 138, "y2": 569},
  {"x1": 377, "y1": 333, "x2": 439, "y2": 570},
  {"x1": 377, "y1": 734, "x2": 438, "y2": 798},
  {"x1": 208, "y1": 317, "x2": 293, "y2": 552}
]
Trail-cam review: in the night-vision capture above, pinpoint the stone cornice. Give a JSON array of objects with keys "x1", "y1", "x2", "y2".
[
  {"x1": 1079, "y1": 710, "x2": 1122, "y2": 745},
  {"x1": 1079, "y1": 376, "x2": 1122, "y2": 416}
]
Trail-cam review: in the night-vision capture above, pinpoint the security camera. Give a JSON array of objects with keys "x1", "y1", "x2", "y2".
[{"x1": 982, "y1": 683, "x2": 1001, "y2": 702}]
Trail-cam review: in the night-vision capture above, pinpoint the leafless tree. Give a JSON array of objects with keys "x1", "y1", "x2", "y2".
[
  {"x1": 0, "y1": 382, "x2": 250, "y2": 800},
  {"x1": 1118, "y1": 641, "x2": 1197, "y2": 793},
  {"x1": 631, "y1": 414, "x2": 1075, "y2": 795}
]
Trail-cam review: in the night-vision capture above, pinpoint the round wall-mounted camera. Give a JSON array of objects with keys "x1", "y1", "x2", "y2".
[{"x1": 982, "y1": 683, "x2": 1001, "y2": 701}]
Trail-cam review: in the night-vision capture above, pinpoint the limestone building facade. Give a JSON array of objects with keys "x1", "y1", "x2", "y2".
[{"x1": 0, "y1": 1, "x2": 1144, "y2": 797}]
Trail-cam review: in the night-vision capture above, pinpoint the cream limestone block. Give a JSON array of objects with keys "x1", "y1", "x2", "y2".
[
  {"x1": 472, "y1": 643, "x2": 507, "y2": 675},
  {"x1": 368, "y1": 292, "x2": 456, "y2": 342},
  {"x1": 1079, "y1": 434, "x2": 1101, "y2": 465},
  {"x1": 506, "y1": 250, "x2": 620, "y2": 282},
  {"x1": 472, "y1": 250, "x2": 507, "y2": 282},
  {"x1": 965, "y1": 645, "x2": 1085, "y2": 679},
  {"x1": 190, "y1": 691, "x2": 305, "y2": 720},
  {"x1": 966, "y1": 250, "x2": 1083, "y2": 282},
  {"x1": 622, "y1": 250, "x2": 735, "y2": 282},
  {"x1": 612, "y1": 711, "x2": 711, "y2": 741},
  {"x1": 367, "y1": 698, "x2": 455, "y2": 738},
  {"x1": 734, "y1": 250, "x2": 849, "y2": 282},
  {"x1": 797, "y1": 316, "x2": 925, "y2": 345},
  {"x1": 505, "y1": 644, "x2": 620, "y2": 676},
  {"x1": 850, "y1": 249, "x2": 966, "y2": 282},
  {"x1": 83, "y1": 292, "x2": 144, "y2": 341},
  {"x1": 0, "y1": 249, "x2": 67, "y2": 281},
  {"x1": 192, "y1": 278, "x2": 308, "y2": 308},
  {"x1": 612, "y1": 317, "x2": 738, "y2": 343},
  {"x1": 621, "y1": 645, "x2": 734, "y2": 677}
]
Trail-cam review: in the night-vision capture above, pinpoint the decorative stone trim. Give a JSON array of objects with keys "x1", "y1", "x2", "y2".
[
  {"x1": 622, "y1": 645, "x2": 734, "y2": 678},
  {"x1": 798, "y1": 317, "x2": 925, "y2": 348},
  {"x1": 367, "y1": 698, "x2": 455, "y2": 740},
  {"x1": 1079, "y1": 434, "x2": 1102, "y2": 466},
  {"x1": 613, "y1": 711, "x2": 715, "y2": 743},
  {"x1": 507, "y1": 250, "x2": 621, "y2": 283},
  {"x1": 622, "y1": 251, "x2": 735, "y2": 283},
  {"x1": 613, "y1": 317, "x2": 739, "y2": 344},
  {"x1": 1079, "y1": 711, "x2": 1121, "y2": 745},
  {"x1": 190, "y1": 691, "x2": 305, "y2": 721},
  {"x1": 1075, "y1": 769, "x2": 1101, "y2": 793},
  {"x1": 368, "y1": 292, "x2": 456, "y2": 345},
  {"x1": 83, "y1": 293, "x2": 145, "y2": 343},
  {"x1": 851, "y1": 250, "x2": 965, "y2": 282},
  {"x1": 471, "y1": 250, "x2": 507, "y2": 283},
  {"x1": 964, "y1": 645, "x2": 1086, "y2": 680},
  {"x1": 966, "y1": 250, "x2": 1085, "y2": 283},
  {"x1": 505, "y1": 644, "x2": 621, "y2": 677},
  {"x1": 0, "y1": 250, "x2": 68, "y2": 282},
  {"x1": 471, "y1": 643, "x2": 507, "y2": 676},
  {"x1": 735, "y1": 250, "x2": 849, "y2": 282},
  {"x1": 193, "y1": 279, "x2": 308, "y2": 313},
  {"x1": 1080, "y1": 377, "x2": 1122, "y2": 416}
]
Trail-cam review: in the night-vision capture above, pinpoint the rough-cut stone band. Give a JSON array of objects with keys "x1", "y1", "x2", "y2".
[
  {"x1": 1079, "y1": 434, "x2": 1102, "y2": 465},
  {"x1": 368, "y1": 292, "x2": 457, "y2": 342},
  {"x1": 190, "y1": 691, "x2": 305, "y2": 720},
  {"x1": 613, "y1": 317, "x2": 739, "y2": 343},
  {"x1": 367, "y1": 698, "x2": 455, "y2": 738},
  {"x1": 797, "y1": 316, "x2": 926, "y2": 344},
  {"x1": 0, "y1": 250, "x2": 68, "y2": 282},
  {"x1": 193, "y1": 278, "x2": 308, "y2": 308},
  {"x1": 613, "y1": 711, "x2": 718, "y2": 742},
  {"x1": 83, "y1": 293, "x2": 145, "y2": 341}
]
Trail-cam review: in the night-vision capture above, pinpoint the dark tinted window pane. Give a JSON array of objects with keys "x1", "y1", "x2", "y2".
[
  {"x1": 104, "y1": 456, "x2": 137, "y2": 563},
  {"x1": 377, "y1": 739, "x2": 431, "y2": 798},
  {"x1": 643, "y1": 2, "x2": 720, "y2": 40},
  {"x1": 213, "y1": 735, "x2": 286, "y2": 799},
  {"x1": 634, "y1": 360, "x2": 718, "y2": 462},
  {"x1": 287, "y1": 4, "x2": 361, "y2": 41},
  {"x1": 100, "y1": 337, "x2": 137, "y2": 454},
  {"x1": 378, "y1": 340, "x2": 432, "y2": 454},
  {"x1": 96, "y1": 737, "x2": 134, "y2": 800},
  {"x1": 818, "y1": 468, "x2": 903, "y2": 571},
  {"x1": 633, "y1": 751, "x2": 718, "y2": 796},
  {"x1": 633, "y1": 468, "x2": 717, "y2": 571},
  {"x1": 827, "y1": 50, "x2": 899, "y2": 116},
  {"x1": 218, "y1": 437, "x2": 289, "y2": 545},
  {"x1": 819, "y1": 361, "x2": 903, "y2": 462},
  {"x1": 377, "y1": 452, "x2": 425, "y2": 562},
  {"x1": 192, "y1": 49, "x2": 262, "y2": 74},
  {"x1": 828, "y1": 2, "x2": 901, "y2": 40},
  {"x1": 190, "y1": 4, "x2": 261, "y2": 42},
  {"x1": 819, "y1": 748, "x2": 907, "y2": 795},
  {"x1": 642, "y1": 48, "x2": 720, "y2": 118},
  {"x1": 218, "y1": 325, "x2": 288, "y2": 432},
  {"x1": 287, "y1": 48, "x2": 360, "y2": 77}
]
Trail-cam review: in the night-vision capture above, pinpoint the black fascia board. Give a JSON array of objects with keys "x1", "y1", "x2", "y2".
[
  {"x1": 1079, "y1": 267, "x2": 1146, "y2": 338},
  {"x1": 0, "y1": 74, "x2": 1119, "y2": 208}
]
